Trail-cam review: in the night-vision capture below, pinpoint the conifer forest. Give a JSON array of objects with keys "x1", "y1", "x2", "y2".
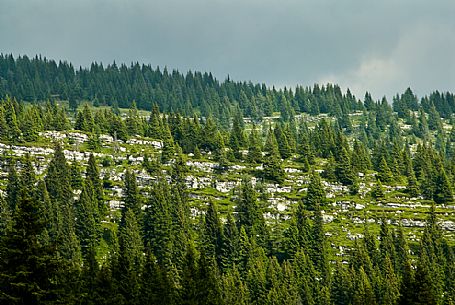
[{"x1": 0, "y1": 54, "x2": 454, "y2": 305}]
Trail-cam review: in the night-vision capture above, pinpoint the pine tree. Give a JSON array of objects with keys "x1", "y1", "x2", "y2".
[
  {"x1": 143, "y1": 179, "x2": 173, "y2": 265},
  {"x1": 331, "y1": 262, "x2": 353, "y2": 305},
  {"x1": 406, "y1": 166, "x2": 420, "y2": 197},
  {"x1": 122, "y1": 170, "x2": 142, "y2": 221},
  {"x1": 70, "y1": 158, "x2": 83, "y2": 190},
  {"x1": 45, "y1": 143, "x2": 73, "y2": 207},
  {"x1": 322, "y1": 154, "x2": 337, "y2": 182},
  {"x1": 274, "y1": 123, "x2": 292, "y2": 159},
  {"x1": 126, "y1": 101, "x2": 141, "y2": 136},
  {"x1": 247, "y1": 127, "x2": 263, "y2": 164},
  {"x1": 221, "y1": 266, "x2": 250, "y2": 305},
  {"x1": 161, "y1": 122, "x2": 176, "y2": 164},
  {"x1": 352, "y1": 140, "x2": 372, "y2": 173},
  {"x1": 141, "y1": 250, "x2": 172, "y2": 305},
  {"x1": 245, "y1": 247, "x2": 268, "y2": 304},
  {"x1": 221, "y1": 212, "x2": 239, "y2": 271},
  {"x1": 0, "y1": 194, "x2": 58, "y2": 304},
  {"x1": 75, "y1": 179, "x2": 99, "y2": 259},
  {"x1": 335, "y1": 147, "x2": 356, "y2": 186},
  {"x1": 395, "y1": 225, "x2": 414, "y2": 305},
  {"x1": 5, "y1": 100, "x2": 22, "y2": 142},
  {"x1": 297, "y1": 132, "x2": 315, "y2": 165},
  {"x1": 6, "y1": 164, "x2": 21, "y2": 212},
  {"x1": 237, "y1": 226, "x2": 251, "y2": 273},
  {"x1": 193, "y1": 145, "x2": 202, "y2": 159},
  {"x1": 230, "y1": 110, "x2": 246, "y2": 156},
  {"x1": 262, "y1": 150, "x2": 285, "y2": 184},
  {"x1": 203, "y1": 201, "x2": 224, "y2": 266},
  {"x1": 181, "y1": 240, "x2": 199, "y2": 305},
  {"x1": 235, "y1": 178, "x2": 266, "y2": 243},
  {"x1": 0, "y1": 106, "x2": 9, "y2": 141},
  {"x1": 378, "y1": 255, "x2": 400, "y2": 305},
  {"x1": 86, "y1": 153, "x2": 105, "y2": 217},
  {"x1": 305, "y1": 171, "x2": 326, "y2": 209},
  {"x1": 413, "y1": 250, "x2": 438, "y2": 305},
  {"x1": 147, "y1": 104, "x2": 163, "y2": 138},
  {"x1": 293, "y1": 248, "x2": 317, "y2": 305},
  {"x1": 0, "y1": 196, "x2": 11, "y2": 238},
  {"x1": 283, "y1": 219, "x2": 301, "y2": 259},
  {"x1": 372, "y1": 179, "x2": 385, "y2": 200},
  {"x1": 196, "y1": 252, "x2": 223, "y2": 305},
  {"x1": 352, "y1": 267, "x2": 376, "y2": 305},
  {"x1": 262, "y1": 128, "x2": 285, "y2": 184},
  {"x1": 21, "y1": 107, "x2": 40, "y2": 141},
  {"x1": 433, "y1": 166, "x2": 454, "y2": 204},
  {"x1": 312, "y1": 204, "x2": 330, "y2": 284},
  {"x1": 428, "y1": 103, "x2": 442, "y2": 131},
  {"x1": 377, "y1": 156, "x2": 393, "y2": 183},
  {"x1": 116, "y1": 208, "x2": 144, "y2": 305}
]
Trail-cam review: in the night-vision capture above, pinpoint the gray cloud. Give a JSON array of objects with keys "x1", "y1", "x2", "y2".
[{"x1": 1, "y1": 0, "x2": 454, "y2": 100}]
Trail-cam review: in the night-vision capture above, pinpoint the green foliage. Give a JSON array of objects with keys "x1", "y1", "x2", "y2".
[
  {"x1": 305, "y1": 171, "x2": 326, "y2": 209},
  {"x1": 3, "y1": 55, "x2": 455, "y2": 305},
  {"x1": 262, "y1": 128, "x2": 285, "y2": 184},
  {"x1": 335, "y1": 147, "x2": 356, "y2": 186},
  {"x1": 371, "y1": 179, "x2": 385, "y2": 200},
  {"x1": 0, "y1": 194, "x2": 58, "y2": 304}
]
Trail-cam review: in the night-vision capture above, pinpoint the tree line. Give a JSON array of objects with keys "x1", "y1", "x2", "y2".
[
  {"x1": 0, "y1": 53, "x2": 376, "y2": 119},
  {"x1": 1, "y1": 95, "x2": 455, "y2": 205}
]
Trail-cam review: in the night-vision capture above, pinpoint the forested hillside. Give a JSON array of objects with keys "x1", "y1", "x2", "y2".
[{"x1": 0, "y1": 55, "x2": 454, "y2": 305}]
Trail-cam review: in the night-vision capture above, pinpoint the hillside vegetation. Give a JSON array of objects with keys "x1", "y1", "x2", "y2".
[{"x1": 0, "y1": 55, "x2": 454, "y2": 304}]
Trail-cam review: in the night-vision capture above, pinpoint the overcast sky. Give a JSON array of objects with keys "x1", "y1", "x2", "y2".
[{"x1": 1, "y1": 0, "x2": 454, "y2": 100}]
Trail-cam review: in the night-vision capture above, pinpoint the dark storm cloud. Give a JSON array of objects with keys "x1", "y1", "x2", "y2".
[{"x1": 1, "y1": 0, "x2": 454, "y2": 99}]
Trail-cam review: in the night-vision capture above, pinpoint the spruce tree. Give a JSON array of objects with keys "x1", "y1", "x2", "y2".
[
  {"x1": 141, "y1": 250, "x2": 172, "y2": 305},
  {"x1": 116, "y1": 209, "x2": 144, "y2": 305},
  {"x1": 406, "y1": 166, "x2": 420, "y2": 198},
  {"x1": 235, "y1": 178, "x2": 266, "y2": 243},
  {"x1": 75, "y1": 179, "x2": 99, "y2": 259},
  {"x1": 70, "y1": 157, "x2": 83, "y2": 190},
  {"x1": 203, "y1": 201, "x2": 224, "y2": 266},
  {"x1": 305, "y1": 171, "x2": 326, "y2": 209},
  {"x1": 45, "y1": 143, "x2": 72, "y2": 207},
  {"x1": 221, "y1": 265, "x2": 250, "y2": 305},
  {"x1": 413, "y1": 250, "x2": 438, "y2": 305},
  {"x1": 6, "y1": 164, "x2": 21, "y2": 212},
  {"x1": 247, "y1": 127, "x2": 263, "y2": 164},
  {"x1": 161, "y1": 120, "x2": 176, "y2": 164},
  {"x1": 372, "y1": 179, "x2": 385, "y2": 200},
  {"x1": 433, "y1": 167, "x2": 454, "y2": 204},
  {"x1": 352, "y1": 267, "x2": 376, "y2": 305},
  {"x1": 262, "y1": 128, "x2": 285, "y2": 184},
  {"x1": 322, "y1": 154, "x2": 337, "y2": 182},
  {"x1": 0, "y1": 196, "x2": 11, "y2": 238},
  {"x1": 143, "y1": 179, "x2": 173, "y2": 265},
  {"x1": 221, "y1": 212, "x2": 239, "y2": 271},
  {"x1": 335, "y1": 147, "x2": 356, "y2": 186},
  {"x1": 312, "y1": 204, "x2": 330, "y2": 284},
  {"x1": 122, "y1": 170, "x2": 142, "y2": 221},
  {"x1": 293, "y1": 248, "x2": 317, "y2": 305},
  {"x1": 377, "y1": 156, "x2": 393, "y2": 183},
  {"x1": 86, "y1": 153, "x2": 105, "y2": 217},
  {"x1": 378, "y1": 255, "x2": 400, "y2": 305},
  {"x1": 0, "y1": 194, "x2": 58, "y2": 304}
]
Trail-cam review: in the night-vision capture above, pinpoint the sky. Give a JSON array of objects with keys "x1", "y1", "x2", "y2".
[{"x1": 1, "y1": 0, "x2": 454, "y2": 100}]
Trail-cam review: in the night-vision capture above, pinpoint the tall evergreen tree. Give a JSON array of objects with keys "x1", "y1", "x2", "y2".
[
  {"x1": 305, "y1": 171, "x2": 326, "y2": 209},
  {"x1": 116, "y1": 209, "x2": 144, "y2": 305},
  {"x1": 0, "y1": 194, "x2": 58, "y2": 304},
  {"x1": 122, "y1": 170, "x2": 142, "y2": 221},
  {"x1": 86, "y1": 153, "x2": 105, "y2": 217}
]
